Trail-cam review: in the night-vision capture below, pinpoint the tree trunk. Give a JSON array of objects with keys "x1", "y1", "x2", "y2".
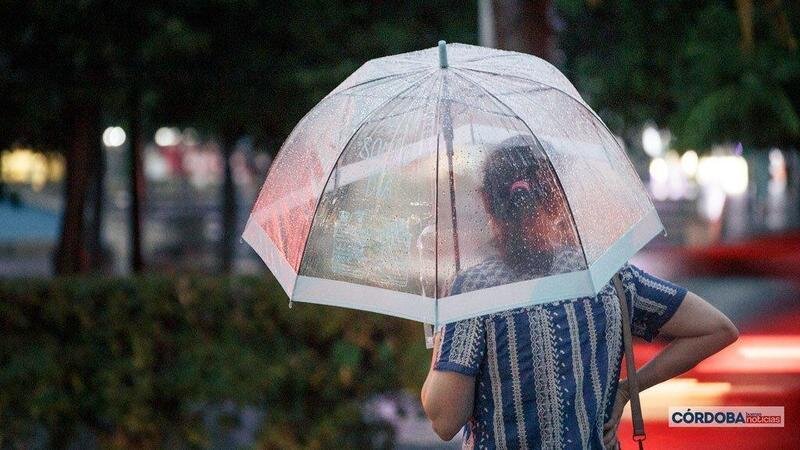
[
  {"x1": 478, "y1": 0, "x2": 496, "y2": 48},
  {"x1": 491, "y1": 0, "x2": 556, "y2": 61},
  {"x1": 128, "y1": 82, "x2": 145, "y2": 273},
  {"x1": 87, "y1": 129, "x2": 106, "y2": 272},
  {"x1": 220, "y1": 133, "x2": 237, "y2": 273},
  {"x1": 735, "y1": 0, "x2": 755, "y2": 54},
  {"x1": 54, "y1": 103, "x2": 99, "y2": 274}
]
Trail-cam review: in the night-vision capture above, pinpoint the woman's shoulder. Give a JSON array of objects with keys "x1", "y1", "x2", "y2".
[
  {"x1": 551, "y1": 245, "x2": 586, "y2": 273},
  {"x1": 448, "y1": 255, "x2": 512, "y2": 295}
]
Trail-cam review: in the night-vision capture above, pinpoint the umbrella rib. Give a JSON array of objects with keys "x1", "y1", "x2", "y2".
[
  {"x1": 455, "y1": 50, "x2": 521, "y2": 65},
  {"x1": 439, "y1": 97, "x2": 520, "y2": 119},
  {"x1": 458, "y1": 67, "x2": 642, "y2": 169},
  {"x1": 455, "y1": 67, "x2": 590, "y2": 110},
  {"x1": 324, "y1": 68, "x2": 432, "y2": 100},
  {"x1": 459, "y1": 67, "x2": 653, "y2": 212},
  {"x1": 361, "y1": 102, "x2": 431, "y2": 125},
  {"x1": 291, "y1": 70, "x2": 437, "y2": 298},
  {"x1": 434, "y1": 101, "x2": 441, "y2": 321},
  {"x1": 449, "y1": 69, "x2": 590, "y2": 270},
  {"x1": 343, "y1": 91, "x2": 520, "y2": 120}
]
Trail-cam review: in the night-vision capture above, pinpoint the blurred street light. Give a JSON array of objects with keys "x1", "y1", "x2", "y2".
[
  {"x1": 102, "y1": 127, "x2": 126, "y2": 147},
  {"x1": 642, "y1": 125, "x2": 663, "y2": 157},
  {"x1": 649, "y1": 157, "x2": 668, "y2": 183},
  {"x1": 697, "y1": 155, "x2": 748, "y2": 195},
  {"x1": 154, "y1": 127, "x2": 181, "y2": 147},
  {"x1": 648, "y1": 156, "x2": 669, "y2": 200},
  {"x1": 768, "y1": 148, "x2": 787, "y2": 195},
  {"x1": 680, "y1": 150, "x2": 699, "y2": 177},
  {"x1": 1, "y1": 149, "x2": 65, "y2": 191}
]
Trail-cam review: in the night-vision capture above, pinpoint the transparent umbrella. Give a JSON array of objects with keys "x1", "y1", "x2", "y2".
[{"x1": 243, "y1": 41, "x2": 664, "y2": 337}]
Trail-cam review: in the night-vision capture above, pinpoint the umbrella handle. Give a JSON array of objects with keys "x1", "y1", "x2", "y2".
[{"x1": 423, "y1": 323, "x2": 435, "y2": 349}]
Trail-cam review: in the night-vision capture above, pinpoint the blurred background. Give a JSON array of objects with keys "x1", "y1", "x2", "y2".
[{"x1": 1, "y1": 0, "x2": 798, "y2": 448}]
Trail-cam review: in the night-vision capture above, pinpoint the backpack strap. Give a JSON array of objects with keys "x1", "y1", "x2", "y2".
[{"x1": 612, "y1": 272, "x2": 646, "y2": 450}]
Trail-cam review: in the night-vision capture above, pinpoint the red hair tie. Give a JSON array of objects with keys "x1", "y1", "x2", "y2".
[{"x1": 509, "y1": 179, "x2": 531, "y2": 193}]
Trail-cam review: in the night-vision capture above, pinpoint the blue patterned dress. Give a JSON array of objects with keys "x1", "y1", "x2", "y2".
[{"x1": 433, "y1": 251, "x2": 688, "y2": 450}]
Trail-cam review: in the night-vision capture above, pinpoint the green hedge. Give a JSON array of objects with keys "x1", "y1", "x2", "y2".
[{"x1": 0, "y1": 275, "x2": 431, "y2": 448}]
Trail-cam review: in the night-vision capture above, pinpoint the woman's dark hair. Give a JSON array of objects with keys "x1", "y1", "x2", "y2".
[
  {"x1": 481, "y1": 134, "x2": 555, "y2": 274},
  {"x1": 482, "y1": 134, "x2": 549, "y2": 223}
]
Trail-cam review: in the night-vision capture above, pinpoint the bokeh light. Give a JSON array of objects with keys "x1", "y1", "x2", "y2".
[{"x1": 102, "y1": 127, "x2": 126, "y2": 147}]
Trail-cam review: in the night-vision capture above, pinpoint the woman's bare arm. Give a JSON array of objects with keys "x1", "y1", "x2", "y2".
[
  {"x1": 603, "y1": 290, "x2": 739, "y2": 447},
  {"x1": 421, "y1": 331, "x2": 476, "y2": 441},
  {"x1": 628, "y1": 290, "x2": 739, "y2": 392}
]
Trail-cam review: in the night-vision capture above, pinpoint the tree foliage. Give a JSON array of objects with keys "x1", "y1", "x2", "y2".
[{"x1": 556, "y1": 0, "x2": 800, "y2": 150}]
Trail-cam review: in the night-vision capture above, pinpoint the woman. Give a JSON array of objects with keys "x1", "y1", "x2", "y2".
[{"x1": 420, "y1": 135, "x2": 739, "y2": 449}]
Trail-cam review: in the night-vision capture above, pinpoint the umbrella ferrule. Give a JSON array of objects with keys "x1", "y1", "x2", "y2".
[{"x1": 438, "y1": 40, "x2": 448, "y2": 68}]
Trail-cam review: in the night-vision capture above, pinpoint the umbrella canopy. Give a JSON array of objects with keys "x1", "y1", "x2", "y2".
[{"x1": 243, "y1": 42, "x2": 663, "y2": 328}]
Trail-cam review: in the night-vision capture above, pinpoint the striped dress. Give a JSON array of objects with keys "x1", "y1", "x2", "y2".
[{"x1": 433, "y1": 251, "x2": 688, "y2": 450}]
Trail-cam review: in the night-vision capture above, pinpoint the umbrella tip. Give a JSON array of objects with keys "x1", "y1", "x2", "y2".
[{"x1": 438, "y1": 40, "x2": 448, "y2": 68}]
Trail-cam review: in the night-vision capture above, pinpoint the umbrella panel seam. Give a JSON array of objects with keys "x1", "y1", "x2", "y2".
[
  {"x1": 293, "y1": 71, "x2": 438, "y2": 298},
  {"x1": 449, "y1": 69, "x2": 591, "y2": 271}
]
